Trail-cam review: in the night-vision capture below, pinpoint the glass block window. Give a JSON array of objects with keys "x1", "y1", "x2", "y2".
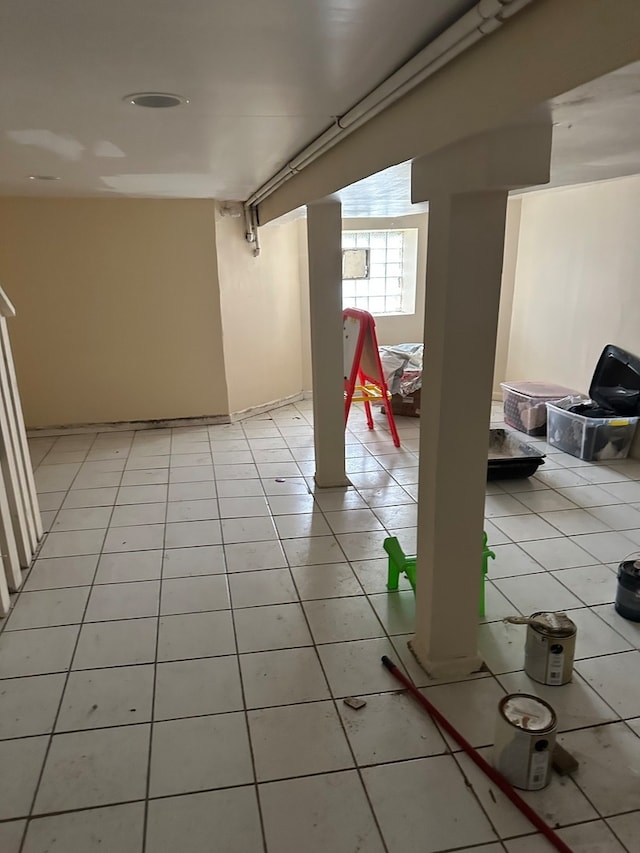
[{"x1": 342, "y1": 229, "x2": 417, "y2": 315}]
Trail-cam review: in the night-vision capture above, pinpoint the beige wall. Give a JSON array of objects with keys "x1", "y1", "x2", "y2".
[
  {"x1": 506, "y1": 176, "x2": 640, "y2": 391},
  {"x1": 216, "y1": 212, "x2": 304, "y2": 413},
  {"x1": 492, "y1": 198, "x2": 522, "y2": 395},
  {"x1": 0, "y1": 198, "x2": 228, "y2": 428}
]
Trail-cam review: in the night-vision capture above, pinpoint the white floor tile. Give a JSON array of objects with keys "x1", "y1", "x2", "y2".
[
  {"x1": 587, "y1": 502, "x2": 640, "y2": 530},
  {"x1": 72, "y1": 619, "x2": 157, "y2": 670},
  {"x1": 351, "y1": 558, "x2": 413, "y2": 594},
  {"x1": 571, "y1": 531, "x2": 638, "y2": 563},
  {"x1": 240, "y1": 647, "x2": 330, "y2": 708},
  {"x1": 85, "y1": 580, "x2": 160, "y2": 621},
  {"x1": 154, "y1": 656, "x2": 243, "y2": 720},
  {"x1": 488, "y1": 543, "x2": 544, "y2": 578},
  {"x1": 216, "y1": 479, "x2": 265, "y2": 498},
  {"x1": 249, "y1": 700, "x2": 353, "y2": 781},
  {"x1": 39, "y1": 529, "x2": 106, "y2": 559},
  {"x1": 336, "y1": 530, "x2": 390, "y2": 561},
  {"x1": 591, "y1": 604, "x2": 640, "y2": 648},
  {"x1": 6, "y1": 587, "x2": 89, "y2": 630},
  {"x1": 551, "y1": 564, "x2": 618, "y2": 605},
  {"x1": 607, "y1": 811, "x2": 640, "y2": 852},
  {"x1": 62, "y1": 487, "x2": 118, "y2": 509},
  {"x1": 567, "y1": 607, "x2": 633, "y2": 658},
  {"x1": 229, "y1": 568, "x2": 298, "y2": 608},
  {"x1": 274, "y1": 512, "x2": 331, "y2": 538},
  {"x1": 311, "y1": 489, "x2": 367, "y2": 512},
  {"x1": 110, "y1": 503, "x2": 166, "y2": 526},
  {"x1": 167, "y1": 481, "x2": 217, "y2": 501},
  {"x1": 224, "y1": 539, "x2": 288, "y2": 572},
  {"x1": 221, "y1": 516, "x2": 277, "y2": 543},
  {"x1": 260, "y1": 770, "x2": 385, "y2": 853},
  {"x1": 363, "y1": 755, "x2": 497, "y2": 853},
  {"x1": 520, "y1": 537, "x2": 598, "y2": 570},
  {"x1": 557, "y1": 484, "x2": 624, "y2": 508},
  {"x1": 477, "y1": 620, "x2": 526, "y2": 674},
  {"x1": 160, "y1": 575, "x2": 229, "y2": 615},
  {"x1": 234, "y1": 602, "x2": 311, "y2": 652},
  {"x1": 116, "y1": 484, "x2": 167, "y2": 505},
  {"x1": 169, "y1": 465, "x2": 215, "y2": 484},
  {"x1": 120, "y1": 468, "x2": 169, "y2": 487},
  {"x1": 0, "y1": 673, "x2": 66, "y2": 739},
  {"x1": 0, "y1": 737, "x2": 48, "y2": 819},
  {"x1": 22, "y1": 803, "x2": 144, "y2": 853},
  {"x1": 218, "y1": 496, "x2": 270, "y2": 518},
  {"x1": 603, "y1": 480, "x2": 640, "y2": 502},
  {"x1": 291, "y1": 562, "x2": 363, "y2": 599},
  {"x1": 52, "y1": 507, "x2": 112, "y2": 532},
  {"x1": 0, "y1": 625, "x2": 79, "y2": 678},
  {"x1": 283, "y1": 534, "x2": 344, "y2": 566},
  {"x1": 493, "y1": 514, "x2": 563, "y2": 542},
  {"x1": 95, "y1": 550, "x2": 162, "y2": 584},
  {"x1": 317, "y1": 637, "x2": 400, "y2": 698},
  {"x1": 372, "y1": 503, "x2": 418, "y2": 529},
  {"x1": 576, "y1": 651, "x2": 640, "y2": 717},
  {"x1": 267, "y1": 493, "x2": 316, "y2": 514},
  {"x1": 34, "y1": 725, "x2": 150, "y2": 813},
  {"x1": 164, "y1": 499, "x2": 219, "y2": 523},
  {"x1": 165, "y1": 519, "x2": 222, "y2": 548},
  {"x1": 149, "y1": 713, "x2": 253, "y2": 797},
  {"x1": 338, "y1": 691, "x2": 446, "y2": 765},
  {"x1": 456, "y1": 748, "x2": 598, "y2": 838},
  {"x1": 56, "y1": 664, "x2": 154, "y2": 731},
  {"x1": 161, "y1": 544, "x2": 225, "y2": 578},
  {"x1": 145, "y1": 787, "x2": 263, "y2": 853},
  {"x1": 157, "y1": 610, "x2": 236, "y2": 661},
  {"x1": 357, "y1": 486, "x2": 414, "y2": 507},
  {"x1": 304, "y1": 596, "x2": 384, "y2": 643},
  {"x1": 484, "y1": 494, "x2": 529, "y2": 518},
  {"x1": 540, "y1": 508, "x2": 610, "y2": 535},
  {"x1": 516, "y1": 489, "x2": 577, "y2": 513},
  {"x1": 482, "y1": 581, "x2": 520, "y2": 623},
  {"x1": 368, "y1": 590, "x2": 415, "y2": 635},
  {"x1": 493, "y1": 572, "x2": 583, "y2": 614},
  {"x1": 103, "y1": 523, "x2": 165, "y2": 552},
  {"x1": 421, "y1": 677, "x2": 506, "y2": 748},
  {"x1": 558, "y1": 723, "x2": 640, "y2": 815},
  {"x1": 214, "y1": 463, "x2": 258, "y2": 480}
]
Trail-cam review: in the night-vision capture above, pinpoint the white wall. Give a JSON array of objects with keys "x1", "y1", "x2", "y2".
[{"x1": 505, "y1": 176, "x2": 640, "y2": 392}]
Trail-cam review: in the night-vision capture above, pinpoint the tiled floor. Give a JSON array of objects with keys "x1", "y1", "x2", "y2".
[{"x1": 0, "y1": 401, "x2": 639, "y2": 851}]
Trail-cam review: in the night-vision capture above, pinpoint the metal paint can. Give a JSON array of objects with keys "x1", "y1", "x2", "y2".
[
  {"x1": 615, "y1": 559, "x2": 640, "y2": 622},
  {"x1": 493, "y1": 693, "x2": 557, "y2": 791},
  {"x1": 524, "y1": 611, "x2": 577, "y2": 686}
]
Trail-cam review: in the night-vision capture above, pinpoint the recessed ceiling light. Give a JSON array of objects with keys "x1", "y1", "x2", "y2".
[
  {"x1": 124, "y1": 92, "x2": 188, "y2": 108},
  {"x1": 28, "y1": 175, "x2": 60, "y2": 181}
]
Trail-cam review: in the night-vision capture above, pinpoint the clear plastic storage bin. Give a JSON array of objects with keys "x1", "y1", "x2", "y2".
[
  {"x1": 500, "y1": 381, "x2": 582, "y2": 436},
  {"x1": 546, "y1": 398, "x2": 639, "y2": 461}
]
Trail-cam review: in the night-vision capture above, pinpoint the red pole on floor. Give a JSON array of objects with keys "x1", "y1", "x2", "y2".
[{"x1": 381, "y1": 656, "x2": 574, "y2": 853}]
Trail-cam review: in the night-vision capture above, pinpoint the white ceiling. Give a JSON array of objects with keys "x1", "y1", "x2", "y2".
[
  {"x1": 0, "y1": 0, "x2": 478, "y2": 199},
  {"x1": 335, "y1": 60, "x2": 640, "y2": 218}
]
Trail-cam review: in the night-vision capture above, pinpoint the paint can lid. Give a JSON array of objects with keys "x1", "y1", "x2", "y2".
[
  {"x1": 529, "y1": 611, "x2": 576, "y2": 638},
  {"x1": 500, "y1": 694, "x2": 556, "y2": 732},
  {"x1": 619, "y1": 560, "x2": 640, "y2": 578}
]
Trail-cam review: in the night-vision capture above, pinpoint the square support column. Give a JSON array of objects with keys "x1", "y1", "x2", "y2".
[
  {"x1": 306, "y1": 199, "x2": 349, "y2": 488},
  {"x1": 410, "y1": 125, "x2": 552, "y2": 678}
]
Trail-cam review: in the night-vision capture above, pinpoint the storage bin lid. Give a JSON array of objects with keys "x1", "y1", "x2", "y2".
[
  {"x1": 500, "y1": 381, "x2": 579, "y2": 399},
  {"x1": 589, "y1": 344, "x2": 640, "y2": 416}
]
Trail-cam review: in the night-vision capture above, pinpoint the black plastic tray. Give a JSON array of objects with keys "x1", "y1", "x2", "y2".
[{"x1": 487, "y1": 429, "x2": 545, "y2": 480}]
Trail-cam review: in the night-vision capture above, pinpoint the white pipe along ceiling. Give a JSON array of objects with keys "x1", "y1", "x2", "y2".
[{"x1": 244, "y1": 0, "x2": 536, "y2": 240}]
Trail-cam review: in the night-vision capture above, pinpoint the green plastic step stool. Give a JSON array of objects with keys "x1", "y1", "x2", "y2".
[{"x1": 383, "y1": 532, "x2": 495, "y2": 617}]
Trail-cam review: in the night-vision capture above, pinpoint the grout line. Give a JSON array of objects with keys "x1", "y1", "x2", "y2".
[{"x1": 211, "y1": 422, "x2": 269, "y2": 853}]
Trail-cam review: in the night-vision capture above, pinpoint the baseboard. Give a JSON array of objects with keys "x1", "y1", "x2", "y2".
[
  {"x1": 27, "y1": 414, "x2": 231, "y2": 437},
  {"x1": 302, "y1": 390, "x2": 313, "y2": 400},
  {"x1": 230, "y1": 392, "x2": 304, "y2": 422}
]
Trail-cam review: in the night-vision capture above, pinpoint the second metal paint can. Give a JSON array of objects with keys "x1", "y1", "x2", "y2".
[
  {"x1": 493, "y1": 693, "x2": 557, "y2": 791},
  {"x1": 524, "y1": 611, "x2": 577, "y2": 686}
]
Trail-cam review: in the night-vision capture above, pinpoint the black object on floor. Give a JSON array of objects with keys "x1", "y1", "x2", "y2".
[{"x1": 487, "y1": 429, "x2": 545, "y2": 480}]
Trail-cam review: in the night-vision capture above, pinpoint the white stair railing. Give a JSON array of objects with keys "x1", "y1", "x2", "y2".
[{"x1": 0, "y1": 287, "x2": 42, "y2": 615}]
